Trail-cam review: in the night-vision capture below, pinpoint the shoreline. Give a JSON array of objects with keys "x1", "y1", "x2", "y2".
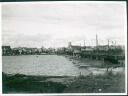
[
  {"x1": 2, "y1": 55, "x2": 125, "y2": 93},
  {"x1": 64, "y1": 55, "x2": 125, "y2": 76}
]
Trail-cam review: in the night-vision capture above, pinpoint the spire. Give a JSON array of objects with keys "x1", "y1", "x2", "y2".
[{"x1": 96, "y1": 34, "x2": 98, "y2": 47}]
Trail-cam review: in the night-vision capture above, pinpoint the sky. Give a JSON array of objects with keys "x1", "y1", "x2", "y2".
[{"x1": 2, "y1": 2, "x2": 126, "y2": 48}]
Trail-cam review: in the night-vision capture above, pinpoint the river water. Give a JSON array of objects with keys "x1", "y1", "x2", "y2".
[
  {"x1": 2, "y1": 55, "x2": 81, "y2": 76},
  {"x1": 2, "y1": 55, "x2": 124, "y2": 76}
]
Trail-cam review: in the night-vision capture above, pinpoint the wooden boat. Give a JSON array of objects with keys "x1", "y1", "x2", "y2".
[{"x1": 78, "y1": 65, "x2": 90, "y2": 68}]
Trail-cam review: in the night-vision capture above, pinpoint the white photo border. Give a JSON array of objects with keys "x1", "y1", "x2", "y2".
[{"x1": 0, "y1": 1, "x2": 127, "y2": 95}]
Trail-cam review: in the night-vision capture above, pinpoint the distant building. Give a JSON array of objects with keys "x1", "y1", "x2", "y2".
[
  {"x1": 97, "y1": 45, "x2": 109, "y2": 51},
  {"x1": 68, "y1": 42, "x2": 94, "y2": 53},
  {"x1": 81, "y1": 46, "x2": 93, "y2": 51},
  {"x1": 68, "y1": 42, "x2": 82, "y2": 56},
  {"x1": 71, "y1": 45, "x2": 81, "y2": 54},
  {"x1": 2, "y1": 46, "x2": 12, "y2": 55},
  {"x1": 56, "y1": 47, "x2": 66, "y2": 54}
]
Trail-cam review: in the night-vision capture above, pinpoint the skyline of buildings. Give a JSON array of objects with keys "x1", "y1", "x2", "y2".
[
  {"x1": 2, "y1": 33, "x2": 125, "y2": 49},
  {"x1": 2, "y1": 41, "x2": 125, "y2": 56}
]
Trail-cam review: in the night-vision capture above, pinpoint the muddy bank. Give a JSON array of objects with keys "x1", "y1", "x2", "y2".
[
  {"x1": 2, "y1": 72, "x2": 70, "y2": 93},
  {"x1": 3, "y1": 71, "x2": 125, "y2": 93},
  {"x1": 64, "y1": 55, "x2": 125, "y2": 76}
]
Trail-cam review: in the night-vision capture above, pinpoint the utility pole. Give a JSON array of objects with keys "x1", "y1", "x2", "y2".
[
  {"x1": 115, "y1": 41, "x2": 116, "y2": 46},
  {"x1": 108, "y1": 39, "x2": 110, "y2": 48},
  {"x1": 96, "y1": 34, "x2": 99, "y2": 60},
  {"x1": 114, "y1": 41, "x2": 116, "y2": 48},
  {"x1": 96, "y1": 34, "x2": 98, "y2": 48},
  {"x1": 84, "y1": 40, "x2": 85, "y2": 47}
]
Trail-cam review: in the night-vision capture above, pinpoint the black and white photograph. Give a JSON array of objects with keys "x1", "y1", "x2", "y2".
[{"x1": 1, "y1": 1, "x2": 127, "y2": 95}]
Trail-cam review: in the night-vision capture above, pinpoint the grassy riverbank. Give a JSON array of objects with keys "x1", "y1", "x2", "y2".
[
  {"x1": 64, "y1": 71, "x2": 125, "y2": 93},
  {"x1": 3, "y1": 70, "x2": 125, "y2": 93},
  {"x1": 63, "y1": 55, "x2": 125, "y2": 93}
]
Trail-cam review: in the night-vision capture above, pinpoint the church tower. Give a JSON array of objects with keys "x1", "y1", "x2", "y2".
[{"x1": 68, "y1": 42, "x2": 72, "y2": 48}]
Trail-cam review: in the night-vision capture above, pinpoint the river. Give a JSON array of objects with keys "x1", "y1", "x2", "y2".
[
  {"x1": 2, "y1": 55, "x2": 124, "y2": 76},
  {"x1": 2, "y1": 55, "x2": 81, "y2": 76}
]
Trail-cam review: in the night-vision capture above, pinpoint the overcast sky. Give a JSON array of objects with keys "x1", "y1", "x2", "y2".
[{"x1": 2, "y1": 2, "x2": 126, "y2": 48}]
